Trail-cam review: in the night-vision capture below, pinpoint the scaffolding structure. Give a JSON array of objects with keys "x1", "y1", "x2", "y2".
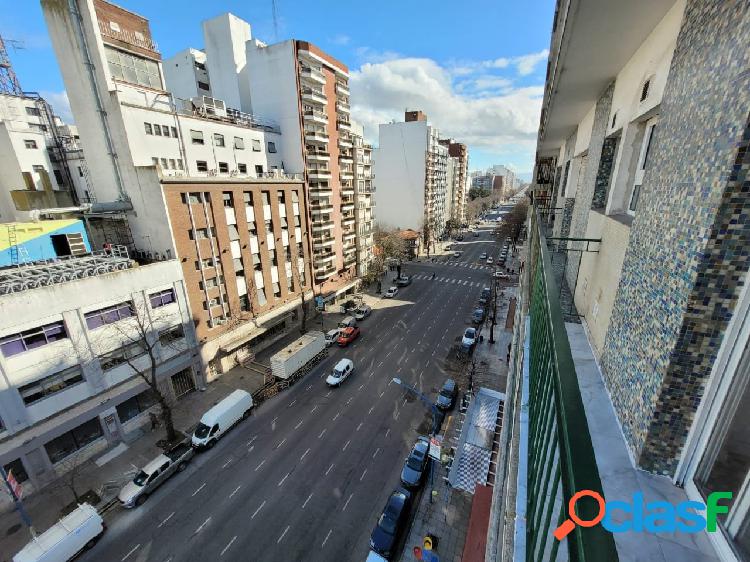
[{"x1": 0, "y1": 246, "x2": 133, "y2": 295}]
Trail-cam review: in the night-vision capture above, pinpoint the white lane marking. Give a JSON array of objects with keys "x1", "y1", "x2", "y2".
[
  {"x1": 158, "y1": 512, "x2": 174, "y2": 528},
  {"x1": 192, "y1": 482, "x2": 206, "y2": 496},
  {"x1": 368, "y1": 406, "x2": 375, "y2": 415},
  {"x1": 326, "y1": 463, "x2": 335, "y2": 475},
  {"x1": 121, "y1": 544, "x2": 141, "y2": 561},
  {"x1": 302, "y1": 492, "x2": 313, "y2": 509},
  {"x1": 322, "y1": 529, "x2": 333, "y2": 547},
  {"x1": 358, "y1": 383, "x2": 365, "y2": 391},
  {"x1": 248, "y1": 445, "x2": 255, "y2": 454},
  {"x1": 310, "y1": 405, "x2": 318, "y2": 414},
  {"x1": 278, "y1": 472, "x2": 291, "y2": 487},
  {"x1": 272, "y1": 416, "x2": 278, "y2": 424},
  {"x1": 326, "y1": 390, "x2": 332, "y2": 397},
  {"x1": 319, "y1": 428, "x2": 327, "y2": 439},
  {"x1": 220, "y1": 536, "x2": 237, "y2": 557},
  {"x1": 301, "y1": 447, "x2": 311, "y2": 460},
  {"x1": 346, "y1": 397, "x2": 353, "y2": 405},
  {"x1": 402, "y1": 398, "x2": 408, "y2": 407},
  {"x1": 356, "y1": 422, "x2": 363, "y2": 431},
  {"x1": 247, "y1": 436, "x2": 257, "y2": 446},
  {"x1": 229, "y1": 485, "x2": 241, "y2": 499},
  {"x1": 222, "y1": 458, "x2": 232, "y2": 469},
  {"x1": 333, "y1": 412, "x2": 340, "y2": 421},
  {"x1": 254, "y1": 459, "x2": 266, "y2": 471},
  {"x1": 342, "y1": 493, "x2": 354, "y2": 511},
  {"x1": 379, "y1": 391, "x2": 385, "y2": 398},
  {"x1": 385, "y1": 428, "x2": 391, "y2": 438},
  {"x1": 295, "y1": 419, "x2": 304, "y2": 430},
  {"x1": 385, "y1": 351, "x2": 392, "y2": 358},
  {"x1": 195, "y1": 517, "x2": 211, "y2": 534},
  {"x1": 276, "y1": 438, "x2": 286, "y2": 448},
  {"x1": 372, "y1": 447, "x2": 380, "y2": 459},
  {"x1": 277, "y1": 525, "x2": 291, "y2": 544},
  {"x1": 360, "y1": 468, "x2": 368, "y2": 481},
  {"x1": 342, "y1": 439, "x2": 351, "y2": 451},
  {"x1": 289, "y1": 399, "x2": 297, "y2": 408},
  {"x1": 306, "y1": 384, "x2": 313, "y2": 390},
  {"x1": 368, "y1": 372, "x2": 374, "y2": 379},
  {"x1": 378, "y1": 361, "x2": 384, "y2": 367},
  {"x1": 251, "y1": 500, "x2": 266, "y2": 519}
]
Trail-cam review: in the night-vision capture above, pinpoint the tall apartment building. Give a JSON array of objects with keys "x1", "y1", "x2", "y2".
[
  {"x1": 351, "y1": 122, "x2": 375, "y2": 276},
  {"x1": 493, "y1": 1, "x2": 750, "y2": 560},
  {"x1": 40, "y1": 0, "x2": 313, "y2": 375},
  {"x1": 439, "y1": 139, "x2": 469, "y2": 223},
  {"x1": 374, "y1": 111, "x2": 449, "y2": 252},
  {"x1": 471, "y1": 164, "x2": 516, "y2": 198}
]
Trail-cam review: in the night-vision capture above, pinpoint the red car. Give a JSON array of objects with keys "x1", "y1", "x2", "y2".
[{"x1": 337, "y1": 326, "x2": 361, "y2": 346}]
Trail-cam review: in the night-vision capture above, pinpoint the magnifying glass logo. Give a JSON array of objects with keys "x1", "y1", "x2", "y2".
[{"x1": 554, "y1": 490, "x2": 606, "y2": 540}]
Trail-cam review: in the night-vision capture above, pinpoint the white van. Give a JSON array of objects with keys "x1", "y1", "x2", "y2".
[
  {"x1": 192, "y1": 389, "x2": 253, "y2": 449},
  {"x1": 325, "y1": 328, "x2": 342, "y2": 347},
  {"x1": 13, "y1": 503, "x2": 104, "y2": 562},
  {"x1": 326, "y1": 358, "x2": 354, "y2": 387},
  {"x1": 338, "y1": 316, "x2": 357, "y2": 329}
]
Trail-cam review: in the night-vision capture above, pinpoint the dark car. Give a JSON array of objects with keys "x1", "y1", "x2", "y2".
[
  {"x1": 400, "y1": 437, "x2": 430, "y2": 488},
  {"x1": 370, "y1": 488, "x2": 412, "y2": 559},
  {"x1": 436, "y1": 379, "x2": 458, "y2": 410},
  {"x1": 472, "y1": 308, "x2": 485, "y2": 323}
]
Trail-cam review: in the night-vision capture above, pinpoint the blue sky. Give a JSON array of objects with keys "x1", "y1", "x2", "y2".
[{"x1": 2, "y1": 0, "x2": 555, "y2": 177}]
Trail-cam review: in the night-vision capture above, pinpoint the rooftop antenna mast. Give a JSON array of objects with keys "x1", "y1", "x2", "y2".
[
  {"x1": 0, "y1": 34, "x2": 23, "y2": 96},
  {"x1": 271, "y1": 0, "x2": 279, "y2": 41}
]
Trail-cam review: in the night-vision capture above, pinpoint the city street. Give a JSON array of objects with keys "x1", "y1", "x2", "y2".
[{"x1": 77, "y1": 227, "x2": 502, "y2": 562}]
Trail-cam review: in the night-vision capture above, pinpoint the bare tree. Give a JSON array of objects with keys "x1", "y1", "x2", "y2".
[
  {"x1": 49, "y1": 451, "x2": 87, "y2": 505},
  {"x1": 290, "y1": 244, "x2": 308, "y2": 335},
  {"x1": 373, "y1": 225, "x2": 408, "y2": 262}
]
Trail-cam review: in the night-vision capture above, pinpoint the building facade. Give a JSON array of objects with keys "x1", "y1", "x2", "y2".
[
  {"x1": 351, "y1": 122, "x2": 375, "y2": 277},
  {"x1": 440, "y1": 139, "x2": 469, "y2": 223}
]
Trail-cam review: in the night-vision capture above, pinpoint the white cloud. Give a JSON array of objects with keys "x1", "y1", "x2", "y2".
[
  {"x1": 514, "y1": 49, "x2": 549, "y2": 76},
  {"x1": 446, "y1": 50, "x2": 548, "y2": 78},
  {"x1": 350, "y1": 57, "x2": 543, "y2": 162},
  {"x1": 330, "y1": 34, "x2": 351, "y2": 46},
  {"x1": 39, "y1": 90, "x2": 74, "y2": 124}
]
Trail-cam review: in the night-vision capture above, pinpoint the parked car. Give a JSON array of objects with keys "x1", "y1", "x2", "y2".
[
  {"x1": 455, "y1": 234, "x2": 464, "y2": 241},
  {"x1": 453, "y1": 251, "x2": 461, "y2": 258},
  {"x1": 354, "y1": 305, "x2": 372, "y2": 320},
  {"x1": 395, "y1": 275, "x2": 412, "y2": 287},
  {"x1": 366, "y1": 551, "x2": 389, "y2": 562},
  {"x1": 337, "y1": 326, "x2": 361, "y2": 347},
  {"x1": 325, "y1": 328, "x2": 342, "y2": 346},
  {"x1": 472, "y1": 308, "x2": 485, "y2": 323},
  {"x1": 338, "y1": 316, "x2": 358, "y2": 329},
  {"x1": 384, "y1": 286, "x2": 399, "y2": 298},
  {"x1": 487, "y1": 256, "x2": 494, "y2": 265},
  {"x1": 118, "y1": 441, "x2": 194, "y2": 507},
  {"x1": 370, "y1": 488, "x2": 412, "y2": 560},
  {"x1": 473, "y1": 232, "x2": 480, "y2": 237},
  {"x1": 436, "y1": 379, "x2": 458, "y2": 410},
  {"x1": 400, "y1": 437, "x2": 431, "y2": 488},
  {"x1": 481, "y1": 287, "x2": 492, "y2": 299},
  {"x1": 326, "y1": 358, "x2": 354, "y2": 387},
  {"x1": 192, "y1": 389, "x2": 253, "y2": 449},
  {"x1": 494, "y1": 271, "x2": 510, "y2": 279},
  {"x1": 462, "y1": 327, "x2": 478, "y2": 348},
  {"x1": 478, "y1": 295, "x2": 489, "y2": 306},
  {"x1": 480, "y1": 252, "x2": 488, "y2": 260},
  {"x1": 340, "y1": 299, "x2": 359, "y2": 314}
]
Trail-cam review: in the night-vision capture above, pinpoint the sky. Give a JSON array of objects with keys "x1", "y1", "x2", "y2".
[{"x1": 1, "y1": 0, "x2": 556, "y2": 178}]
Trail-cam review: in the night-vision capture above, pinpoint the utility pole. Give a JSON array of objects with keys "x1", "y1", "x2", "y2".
[
  {"x1": 489, "y1": 279, "x2": 498, "y2": 344},
  {"x1": 1, "y1": 467, "x2": 34, "y2": 535}
]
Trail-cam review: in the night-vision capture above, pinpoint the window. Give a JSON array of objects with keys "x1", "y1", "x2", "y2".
[
  {"x1": 256, "y1": 287, "x2": 267, "y2": 307},
  {"x1": 204, "y1": 297, "x2": 221, "y2": 310},
  {"x1": 628, "y1": 119, "x2": 657, "y2": 215},
  {"x1": 189, "y1": 227, "x2": 215, "y2": 240},
  {"x1": 144, "y1": 122, "x2": 153, "y2": 135},
  {"x1": 190, "y1": 130, "x2": 204, "y2": 145},
  {"x1": 195, "y1": 61, "x2": 206, "y2": 70},
  {"x1": 171, "y1": 127, "x2": 177, "y2": 138},
  {"x1": 238, "y1": 163, "x2": 247, "y2": 174},
  {"x1": 244, "y1": 192, "x2": 254, "y2": 206},
  {"x1": 176, "y1": 158, "x2": 184, "y2": 170},
  {"x1": 214, "y1": 133, "x2": 225, "y2": 147},
  {"x1": 99, "y1": 342, "x2": 145, "y2": 371},
  {"x1": 169, "y1": 158, "x2": 176, "y2": 169},
  {"x1": 109, "y1": 21, "x2": 121, "y2": 32},
  {"x1": 154, "y1": 124, "x2": 163, "y2": 136},
  {"x1": 162, "y1": 126, "x2": 170, "y2": 138},
  {"x1": 233, "y1": 258, "x2": 244, "y2": 272},
  {"x1": 29, "y1": 123, "x2": 47, "y2": 132},
  {"x1": 19, "y1": 366, "x2": 84, "y2": 405},
  {"x1": 239, "y1": 294, "x2": 250, "y2": 312},
  {"x1": 159, "y1": 325, "x2": 184, "y2": 347},
  {"x1": 273, "y1": 282, "x2": 281, "y2": 298},
  {"x1": 197, "y1": 81, "x2": 210, "y2": 91},
  {"x1": 269, "y1": 249, "x2": 278, "y2": 266},
  {"x1": 255, "y1": 165, "x2": 264, "y2": 176},
  {"x1": 252, "y1": 139, "x2": 261, "y2": 152},
  {"x1": 45, "y1": 418, "x2": 103, "y2": 463},
  {"x1": 160, "y1": 158, "x2": 168, "y2": 169},
  {"x1": 218, "y1": 162, "x2": 229, "y2": 174},
  {"x1": 150, "y1": 288, "x2": 176, "y2": 308},
  {"x1": 25, "y1": 107, "x2": 40, "y2": 117},
  {"x1": 227, "y1": 224, "x2": 240, "y2": 241},
  {"x1": 222, "y1": 192, "x2": 234, "y2": 207},
  {"x1": 32, "y1": 164, "x2": 45, "y2": 173},
  {"x1": 24, "y1": 139, "x2": 37, "y2": 149},
  {"x1": 77, "y1": 166, "x2": 84, "y2": 177},
  {"x1": 200, "y1": 277, "x2": 219, "y2": 290},
  {"x1": 182, "y1": 192, "x2": 200, "y2": 205},
  {"x1": 53, "y1": 170, "x2": 65, "y2": 186},
  {"x1": 640, "y1": 79, "x2": 651, "y2": 102},
  {"x1": 196, "y1": 160, "x2": 208, "y2": 172},
  {"x1": 0, "y1": 321, "x2": 68, "y2": 358},
  {"x1": 234, "y1": 136, "x2": 244, "y2": 149},
  {"x1": 116, "y1": 390, "x2": 157, "y2": 424},
  {"x1": 3, "y1": 459, "x2": 28, "y2": 483},
  {"x1": 104, "y1": 45, "x2": 161, "y2": 89},
  {"x1": 267, "y1": 141, "x2": 277, "y2": 153},
  {"x1": 84, "y1": 302, "x2": 133, "y2": 330},
  {"x1": 196, "y1": 257, "x2": 218, "y2": 270}
]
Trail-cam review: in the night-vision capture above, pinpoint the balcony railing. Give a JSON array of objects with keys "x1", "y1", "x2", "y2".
[{"x1": 519, "y1": 206, "x2": 617, "y2": 562}]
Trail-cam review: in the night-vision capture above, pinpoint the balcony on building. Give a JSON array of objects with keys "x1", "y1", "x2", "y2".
[
  {"x1": 312, "y1": 234, "x2": 336, "y2": 249},
  {"x1": 308, "y1": 164, "x2": 331, "y2": 180},
  {"x1": 304, "y1": 129, "x2": 329, "y2": 144},
  {"x1": 336, "y1": 100, "x2": 350, "y2": 114},
  {"x1": 338, "y1": 135, "x2": 353, "y2": 149},
  {"x1": 339, "y1": 151, "x2": 354, "y2": 164},
  {"x1": 310, "y1": 199, "x2": 334, "y2": 216},
  {"x1": 311, "y1": 219, "x2": 335, "y2": 233},
  {"x1": 306, "y1": 147, "x2": 330, "y2": 162},
  {"x1": 304, "y1": 108, "x2": 328, "y2": 125},
  {"x1": 343, "y1": 251, "x2": 357, "y2": 266},
  {"x1": 341, "y1": 215, "x2": 355, "y2": 227},
  {"x1": 301, "y1": 87, "x2": 328, "y2": 105},
  {"x1": 299, "y1": 65, "x2": 326, "y2": 85},
  {"x1": 340, "y1": 169, "x2": 354, "y2": 181},
  {"x1": 335, "y1": 80, "x2": 350, "y2": 97},
  {"x1": 313, "y1": 261, "x2": 337, "y2": 279},
  {"x1": 337, "y1": 118, "x2": 352, "y2": 132},
  {"x1": 309, "y1": 183, "x2": 333, "y2": 196},
  {"x1": 340, "y1": 202, "x2": 355, "y2": 213}
]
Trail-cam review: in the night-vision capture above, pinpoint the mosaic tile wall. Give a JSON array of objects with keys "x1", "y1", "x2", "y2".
[
  {"x1": 600, "y1": 0, "x2": 750, "y2": 475},
  {"x1": 553, "y1": 132, "x2": 576, "y2": 238},
  {"x1": 591, "y1": 137, "x2": 618, "y2": 210},
  {"x1": 546, "y1": 165, "x2": 563, "y2": 229}
]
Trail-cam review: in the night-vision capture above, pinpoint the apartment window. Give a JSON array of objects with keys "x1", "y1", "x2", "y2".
[
  {"x1": 116, "y1": 390, "x2": 157, "y2": 424},
  {"x1": 159, "y1": 325, "x2": 185, "y2": 347},
  {"x1": 160, "y1": 158, "x2": 169, "y2": 169},
  {"x1": 85, "y1": 302, "x2": 133, "y2": 329},
  {"x1": 54, "y1": 170, "x2": 65, "y2": 186},
  {"x1": 99, "y1": 342, "x2": 145, "y2": 371},
  {"x1": 3, "y1": 459, "x2": 28, "y2": 484},
  {"x1": 176, "y1": 159, "x2": 184, "y2": 170},
  {"x1": 269, "y1": 249, "x2": 278, "y2": 266},
  {"x1": 195, "y1": 257, "x2": 218, "y2": 270},
  {"x1": 233, "y1": 258, "x2": 244, "y2": 272},
  {"x1": 189, "y1": 227, "x2": 215, "y2": 240},
  {"x1": 150, "y1": 288, "x2": 176, "y2": 308},
  {"x1": 162, "y1": 126, "x2": 171, "y2": 138},
  {"x1": 292, "y1": 191, "x2": 299, "y2": 203},
  {"x1": 228, "y1": 224, "x2": 240, "y2": 241},
  {"x1": 45, "y1": 418, "x2": 103, "y2": 464},
  {"x1": 234, "y1": 137, "x2": 244, "y2": 150},
  {"x1": 252, "y1": 139, "x2": 261, "y2": 152},
  {"x1": 170, "y1": 127, "x2": 177, "y2": 138},
  {"x1": 223, "y1": 192, "x2": 234, "y2": 207},
  {"x1": 214, "y1": 133, "x2": 225, "y2": 147},
  {"x1": 19, "y1": 366, "x2": 84, "y2": 406},
  {"x1": 25, "y1": 107, "x2": 40, "y2": 117},
  {"x1": 256, "y1": 288, "x2": 267, "y2": 307},
  {"x1": 109, "y1": 21, "x2": 121, "y2": 32},
  {"x1": 104, "y1": 45, "x2": 161, "y2": 89},
  {"x1": 182, "y1": 192, "x2": 200, "y2": 205},
  {"x1": 239, "y1": 294, "x2": 250, "y2": 312},
  {"x1": 195, "y1": 61, "x2": 206, "y2": 70},
  {"x1": 255, "y1": 165, "x2": 264, "y2": 176},
  {"x1": 201, "y1": 277, "x2": 219, "y2": 290},
  {"x1": 153, "y1": 124, "x2": 162, "y2": 136},
  {"x1": 196, "y1": 160, "x2": 208, "y2": 172},
  {"x1": 144, "y1": 122, "x2": 153, "y2": 135},
  {"x1": 0, "y1": 321, "x2": 68, "y2": 358},
  {"x1": 197, "y1": 81, "x2": 210, "y2": 91},
  {"x1": 640, "y1": 79, "x2": 651, "y2": 102},
  {"x1": 273, "y1": 282, "x2": 281, "y2": 298},
  {"x1": 204, "y1": 297, "x2": 221, "y2": 310},
  {"x1": 24, "y1": 139, "x2": 37, "y2": 149},
  {"x1": 218, "y1": 162, "x2": 229, "y2": 174},
  {"x1": 190, "y1": 130, "x2": 204, "y2": 145},
  {"x1": 238, "y1": 163, "x2": 247, "y2": 174},
  {"x1": 32, "y1": 165, "x2": 45, "y2": 174},
  {"x1": 268, "y1": 142, "x2": 277, "y2": 153},
  {"x1": 169, "y1": 158, "x2": 176, "y2": 169}
]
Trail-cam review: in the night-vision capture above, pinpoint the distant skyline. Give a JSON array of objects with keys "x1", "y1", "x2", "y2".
[{"x1": 1, "y1": 0, "x2": 555, "y2": 178}]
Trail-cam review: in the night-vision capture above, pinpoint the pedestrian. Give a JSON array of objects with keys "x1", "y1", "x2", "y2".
[{"x1": 149, "y1": 412, "x2": 159, "y2": 431}]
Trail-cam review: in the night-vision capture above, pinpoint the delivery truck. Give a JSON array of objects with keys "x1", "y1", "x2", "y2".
[{"x1": 270, "y1": 331, "x2": 326, "y2": 380}]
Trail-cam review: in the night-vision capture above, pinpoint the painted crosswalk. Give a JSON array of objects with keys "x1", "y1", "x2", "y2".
[
  {"x1": 411, "y1": 274, "x2": 484, "y2": 287},
  {"x1": 441, "y1": 261, "x2": 492, "y2": 270}
]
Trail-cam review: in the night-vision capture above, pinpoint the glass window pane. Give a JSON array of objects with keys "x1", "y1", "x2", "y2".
[
  {"x1": 22, "y1": 331, "x2": 47, "y2": 351},
  {"x1": 71, "y1": 418, "x2": 103, "y2": 448},
  {"x1": 44, "y1": 323, "x2": 67, "y2": 342},
  {"x1": 45, "y1": 432, "x2": 77, "y2": 464},
  {"x1": 86, "y1": 314, "x2": 104, "y2": 330},
  {"x1": 116, "y1": 396, "x2": 141, "y2": 423},
  {"x1": 0, "y1": 337, "x2": 25, "y2": 357}
]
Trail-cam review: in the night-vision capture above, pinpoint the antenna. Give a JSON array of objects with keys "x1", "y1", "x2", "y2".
[
  {"x1": 271, "y1": 0, "x2": 279, "y2": 41},
  {"x1": 0, "y1": 35, "x2": 24, "y2": 96}
]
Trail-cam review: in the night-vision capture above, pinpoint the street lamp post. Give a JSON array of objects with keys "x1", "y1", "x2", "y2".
[{"x1": 392, "y1": 377, "x2": 441, "y2": 435}]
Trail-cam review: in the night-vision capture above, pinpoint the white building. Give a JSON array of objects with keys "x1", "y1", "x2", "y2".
[
  {"x1": 351, "y1": 122, "x2": 375, "y2": 276},
  {"x1": 0, "y1": 252, "x2": 199, "y2": 502},
  {"x1": 374, "y1": 111, "x2": 449, "y2": 251}
]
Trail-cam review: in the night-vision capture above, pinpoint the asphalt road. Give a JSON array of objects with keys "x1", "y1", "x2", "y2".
[{"x1": 80, "y1": 227, "x2": 501, "y2": 562}]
